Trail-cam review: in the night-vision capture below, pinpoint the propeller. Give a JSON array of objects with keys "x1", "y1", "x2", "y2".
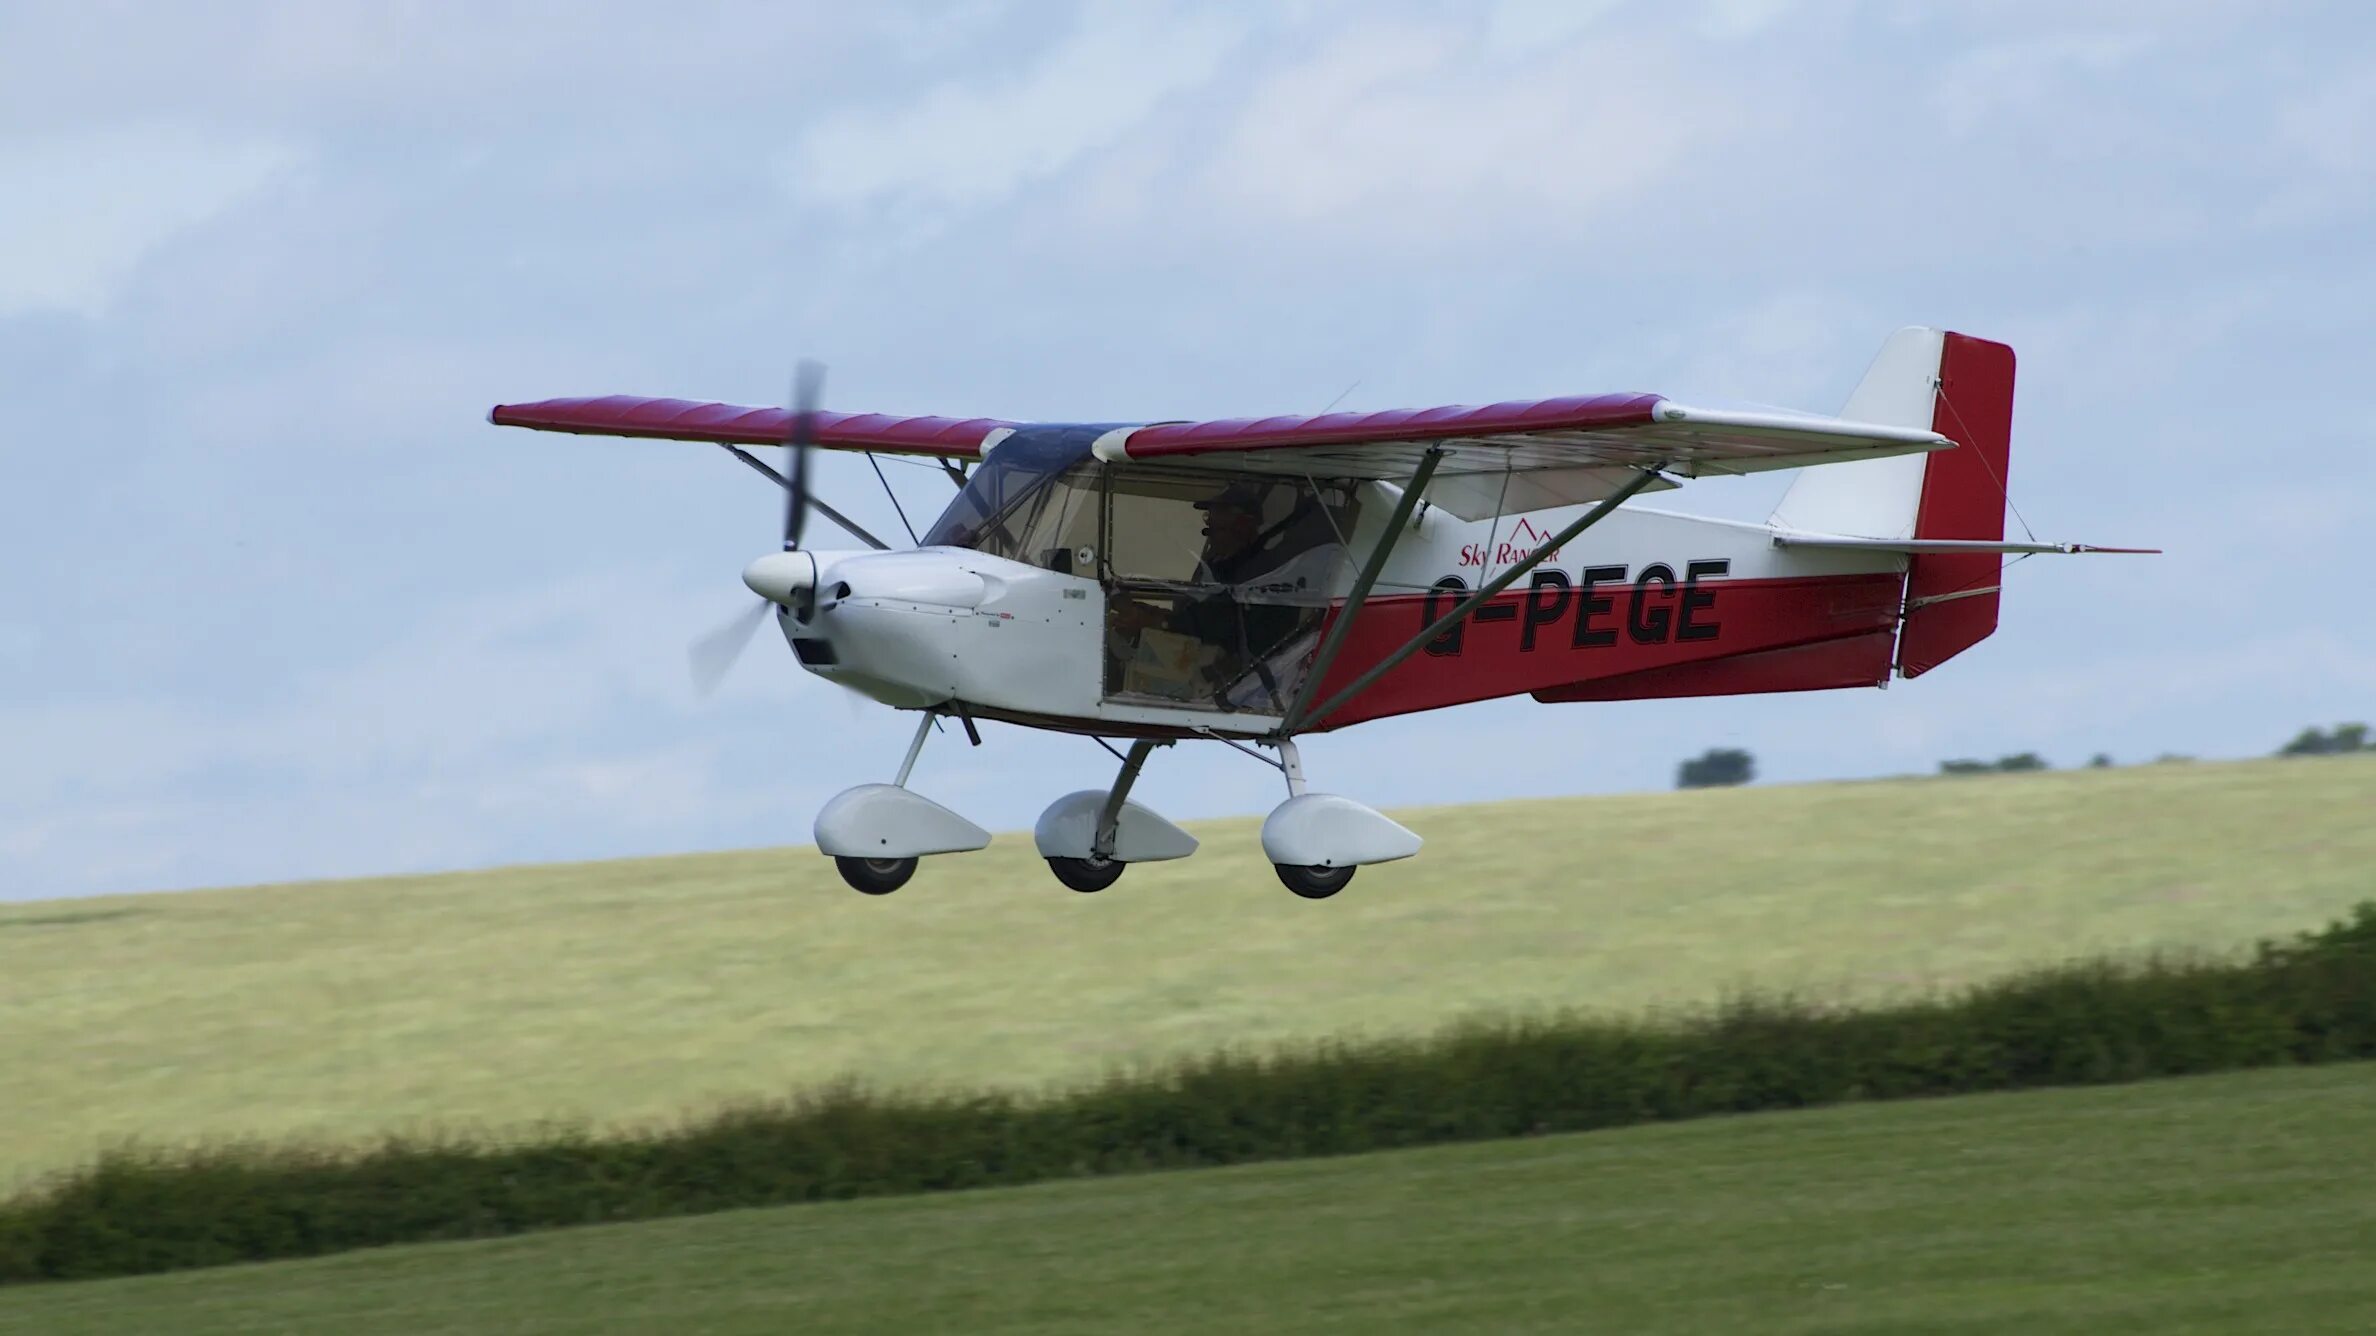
[
  {"x1": 782, "y1": 358, "x2": 823, "y2": 551},
  {"x1": 686, "y1": 361, "x2": 829, "y2": 698},
  {"x1": 688, "y1": 599, "x2": 770, "y2": 697}
]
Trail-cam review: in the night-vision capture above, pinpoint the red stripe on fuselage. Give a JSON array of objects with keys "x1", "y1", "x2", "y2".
[
  {"x1": 1309, "y1": 570, "x2": 1905, "y2": 729},
  {"x1": 1531, "y1": 630, "x2": 1897, "y2": 703}
]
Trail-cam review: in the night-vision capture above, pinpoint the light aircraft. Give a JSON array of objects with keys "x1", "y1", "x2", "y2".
[{"x1": 492, "y1": 328, "x2": 2149, "y2": 899}]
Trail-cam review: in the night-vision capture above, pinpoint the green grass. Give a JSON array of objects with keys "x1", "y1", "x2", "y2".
[
  {"x1": 4, "y1": 755, "x2": 2372, "y2": 1188},
  {"x1": 7, "y1": 1063, "x2": 2372, "y2": 1333}
]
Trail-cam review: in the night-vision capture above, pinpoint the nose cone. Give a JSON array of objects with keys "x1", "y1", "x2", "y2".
[{"x1": 742, "y1": 551, "x2": 818, "y2": 606}]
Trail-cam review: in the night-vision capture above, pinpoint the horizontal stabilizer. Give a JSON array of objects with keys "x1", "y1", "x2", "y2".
[{"x1": 1772, "y1": 531, "x2": 2160, "y2": 556}]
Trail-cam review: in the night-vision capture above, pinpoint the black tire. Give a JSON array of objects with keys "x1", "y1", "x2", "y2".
[
  {"x1": 836, "y1": 856, "x2": 916, "y2": 895},
  {"x1": 1275, "y1": 862, "x2": 1356, "y2": 899},
  {"x1": 1048, "y1": 856, "x2": 1125, "y2": 893}
]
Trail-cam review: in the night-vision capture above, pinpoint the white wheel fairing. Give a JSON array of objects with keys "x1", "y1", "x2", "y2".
[
  {"x1": 1033, "y1": 791, "x2": 1199, "y2": 862},
  {"x1": 1260, "y1": 794, "x2": 1421, "y2": 869},
  {"x1": 813, "y1": 784, "x2": 991, "y2": 859}
]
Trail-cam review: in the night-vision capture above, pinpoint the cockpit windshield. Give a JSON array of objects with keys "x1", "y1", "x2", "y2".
[{"x1": 921, "y1": 427, "x2": 1104, "y2": 571}]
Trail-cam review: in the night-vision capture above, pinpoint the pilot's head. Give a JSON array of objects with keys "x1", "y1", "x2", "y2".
[{"x1": 1194, "y1": 484, "x2": 1264, "y2": 562}]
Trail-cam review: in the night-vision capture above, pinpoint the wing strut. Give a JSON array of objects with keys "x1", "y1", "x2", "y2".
[
  {"x1": 718, "y1": 445, "x2": 890, "y2": 550},
  {"x1": 1282, "y1": 447, "x2": 1445, "y2": 731},
  {"x1": 1291, "y1": 464, "x2": 1667, "y2": 734}
]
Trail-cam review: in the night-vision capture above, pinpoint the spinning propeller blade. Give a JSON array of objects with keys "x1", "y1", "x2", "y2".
[
  {"x1": 783, "y1": 359, "x2": 823, "y2": 552},
  {"x1": 688, "y1": 599, "x2": 771, "y2": 697}
]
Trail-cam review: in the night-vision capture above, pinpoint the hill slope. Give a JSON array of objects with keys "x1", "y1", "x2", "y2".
[
  {"x1": 4, "y1": 756, "x2": 2371, "y2": 1184},
  {"x1": 7, "y1": 1064, "x2": 2373, "y2": 1333}
]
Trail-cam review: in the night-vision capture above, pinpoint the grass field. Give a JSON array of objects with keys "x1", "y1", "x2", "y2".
[
  {"x1": 5, "y1": 1063, "x2": 2371, "y2": 1332},
  {"x1": 4, "y1": 755, "x2": 2371, "y2": 1187}
]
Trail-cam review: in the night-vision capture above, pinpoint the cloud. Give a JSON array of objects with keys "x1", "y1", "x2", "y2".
[
  {"x1": 0, "y1": 124, "x2": 297, "y2": 317},
  {"x1": 1930, "y1": 32, "x2": 2153, "y2": 135},
  {"x1": 2256, "y1": 61, "x2": 2376, "y2": 228},
  {"x1": 786, "y1": 2, "x2": 1247, "y2": 213},
  {"x1": 1694, "y1": 0, "x2": 1804, "y2": 40},
  {"x1": 1189, "y1": 24, "x2": 1737, "y2": 244},
  {"x1": 1479, "y1": 0, "x2": 1627, "y2": 56}
]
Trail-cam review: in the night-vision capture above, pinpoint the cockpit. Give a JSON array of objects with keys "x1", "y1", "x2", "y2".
[{"x1": 923, "y1": 426, "x2": 1363, "y2": 714}]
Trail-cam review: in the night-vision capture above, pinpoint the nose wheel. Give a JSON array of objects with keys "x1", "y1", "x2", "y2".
[
  {"x1": 1274, "y1": 862, "x2": 1356, "y2": 899},
  {"x1": 835, "y1": 856, "x2": 917, "y2": 895}
]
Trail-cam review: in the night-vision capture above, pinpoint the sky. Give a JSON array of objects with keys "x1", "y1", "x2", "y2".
[{"x1": 2, "y1": 0, "x2": 2371, "y2": 900}]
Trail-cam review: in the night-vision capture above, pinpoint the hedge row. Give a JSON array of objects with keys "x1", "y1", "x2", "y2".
[{"x1": 4, "y1": 902, "x2": 2371, "y2": 1286}]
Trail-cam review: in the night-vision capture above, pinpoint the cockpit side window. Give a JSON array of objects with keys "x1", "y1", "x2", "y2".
[
  {"x1": 1100, "y1": 469, "x2": 1363, "y2": 713},
  {"x1": 1103, "y1": 472, "x2": 1229, "y2": 583},
  {"x1": 1104, "y1": 472, "x2": 1359, "y2": 594}
]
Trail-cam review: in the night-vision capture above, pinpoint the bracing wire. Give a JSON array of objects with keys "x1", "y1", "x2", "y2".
[
  {"x1": 867, "y1": 453, "x2": 920, "y2": 545},
  {"x1": 1933, "y1": 386, "x2": 2040, "y2": 545}
]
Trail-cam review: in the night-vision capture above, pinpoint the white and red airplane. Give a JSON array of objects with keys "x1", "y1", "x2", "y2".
[{"x1": 493, "y1": 328, "x2": 2148, "y2": 899}]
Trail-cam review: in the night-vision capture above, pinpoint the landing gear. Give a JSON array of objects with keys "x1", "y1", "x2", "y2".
[
  {"x1": 1274, "y1": 862, "x2": 1355, "y2": 899},
  {"x1": 1255, "y1": 739, "x2": 1420, "y2": 900},
  {"x1": 815, "y1": 715, "x2": 991, "y2": 896},
  {"x1": 1047, "y1": 856, "x2": 1125, "y2": 893},
  {"x1": 1031, "y1": 739, "x2": 1198, "y2": 892},
  {"x1": 835, "y1": 856, "x2": 917, "y2": 895}
]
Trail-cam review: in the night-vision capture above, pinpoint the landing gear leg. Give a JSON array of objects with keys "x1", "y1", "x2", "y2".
[{"x1": 1042, "y1": 739, "x2": 1160, "y2": 893}]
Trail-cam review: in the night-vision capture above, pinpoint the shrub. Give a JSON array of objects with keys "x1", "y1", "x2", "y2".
[
  {"x1": 3, "y1": 902, "x2": 2371, "y2": 1287},
  {"x1": 1941, "y1": 753, "x2": 2052, "y2": 775},
  {"x1": 2278, "y1": 723, "x2": 2371, "y2": 757},
  {"x1": 1676, "y1": 748, "x2": 1755, "y2": 789}
]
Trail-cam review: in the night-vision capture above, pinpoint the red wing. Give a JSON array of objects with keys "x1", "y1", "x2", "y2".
[
  {"x1": 491, "y1": 390, "x2": 1951, "y2": 521},
  {"x1": 1096, "y1": 394, "x2": 1953, "y2": 520},
  {"x1": 488, "y1": 395, "x2": 1014, "y2": 460}
]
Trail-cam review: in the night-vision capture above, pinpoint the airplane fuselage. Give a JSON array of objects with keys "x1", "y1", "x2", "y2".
[{"x1": 771, "y1": 493, "x2": 1910, "y2": 739}]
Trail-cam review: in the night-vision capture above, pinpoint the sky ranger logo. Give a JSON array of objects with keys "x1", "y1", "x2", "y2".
[
  {"x1": 1456, "y1": 516, "x2": 1567, "y2": 570},
  {"x1": 1424, "y1": 559, "x2": 1731, "y2": 656}
]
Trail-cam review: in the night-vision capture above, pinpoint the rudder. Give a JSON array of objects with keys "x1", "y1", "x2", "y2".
[{"x1": 1896, "y1": 332, "x2": 2016, "y2": 678}]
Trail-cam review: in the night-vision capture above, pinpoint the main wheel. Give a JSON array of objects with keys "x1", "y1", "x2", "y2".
[
  {"x1": 1047, "y1": 856, "x2": 1125, "y2": 893},
  {"x1": 1275, "y1": 862, "x2": 1355, "y2": 899},
  {"x1": 836, "y1": 856, "x2": 916, "y2": 895}
]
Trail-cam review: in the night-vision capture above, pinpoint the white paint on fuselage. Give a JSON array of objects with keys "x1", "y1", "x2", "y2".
[
  {"x1": 784, "y1": 546, "x2": 1114, "y2": 719},
  {"x1": 1355, "y1": 489, "x2": 1905, "y2": 598},
  {"x1": 781, "y1": 491, "x2": 1908, "y2": 734}
]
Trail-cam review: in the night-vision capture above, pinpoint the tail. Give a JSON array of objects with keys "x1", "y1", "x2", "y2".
[{"x1": 1769, "y1": 327, "x2": 2016, "y2": 679}]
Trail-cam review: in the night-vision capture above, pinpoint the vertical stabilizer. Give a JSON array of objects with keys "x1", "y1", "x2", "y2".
[
  {"x1": 1769, "y1": 327, "x2": 1945, "y2": 541},
  {"x1": 1895, "y1": 332, "x2": 2016, "y2": 677},
  {"x1": 1769, "y1": 327, "x2": 2019, "y2": 679}
]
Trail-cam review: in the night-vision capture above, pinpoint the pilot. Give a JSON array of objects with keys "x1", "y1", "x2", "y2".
[
  {"x1": 1190, "y1": 482, "x2": 1275, "y2": 585},
  {"x1": 1112, "y1": 482, "x2": 1304, "y2": 701}
]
